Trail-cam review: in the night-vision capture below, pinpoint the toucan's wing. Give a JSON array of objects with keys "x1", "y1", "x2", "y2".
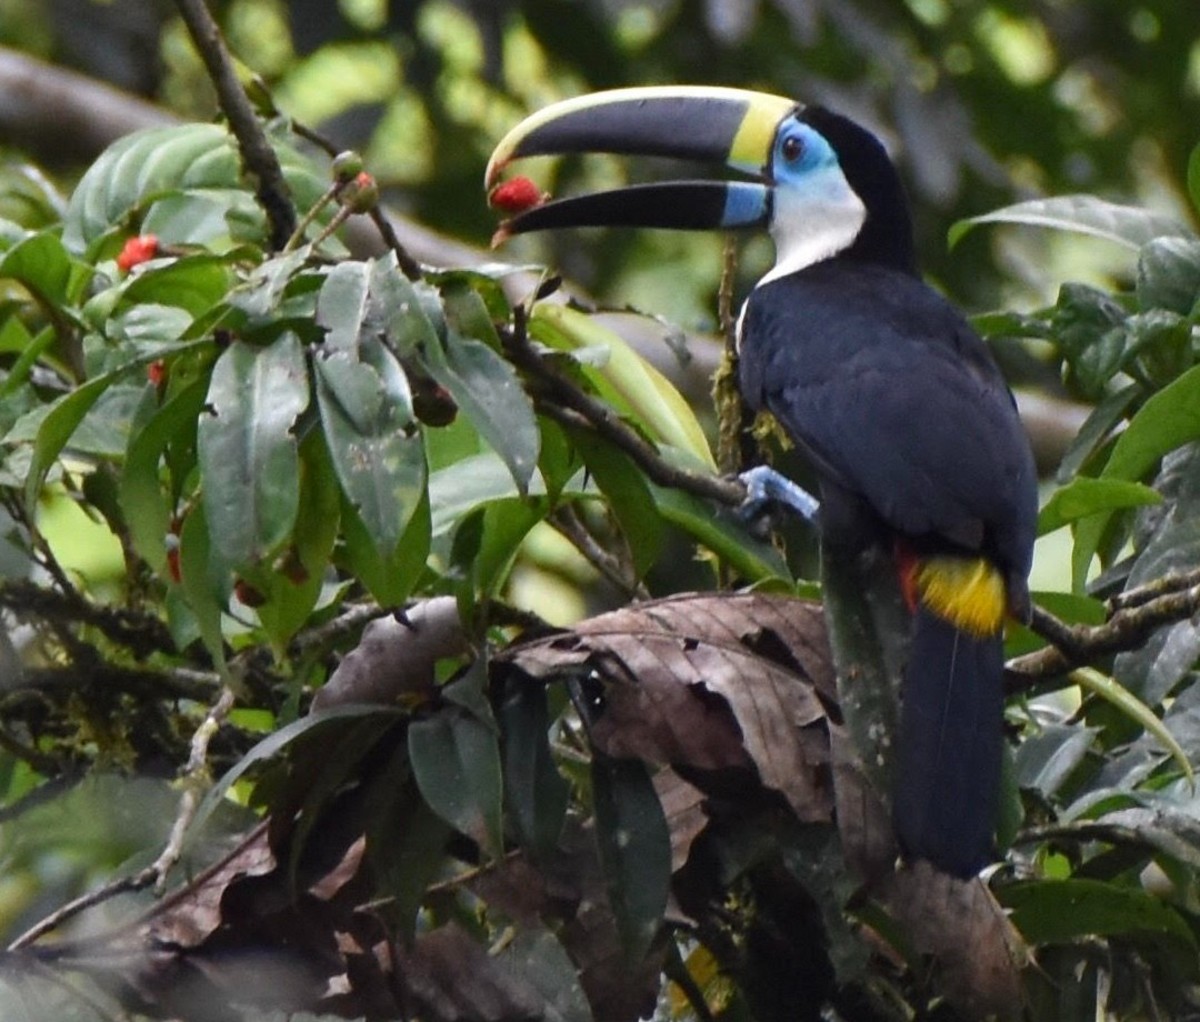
[{"x1": 740, "y1": 263, "x2": 1036, "y2": 568}]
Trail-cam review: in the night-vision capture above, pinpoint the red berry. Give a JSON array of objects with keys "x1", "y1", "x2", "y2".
[
  {"x1": 117, "y1": 235, "x2": 159, "y2": 272},
  {"x1": 488, "y1": 176, "x2": 545, "y2": 214},
  {"x1": 234, "y1": 578, "x2": 266, "y2": 608},
  {"x1": 147, "y1": 359, "x2": 167, "y2": 387},
  {"x1": 344, "y1": 171, "x2": 379, "y2": 213}
]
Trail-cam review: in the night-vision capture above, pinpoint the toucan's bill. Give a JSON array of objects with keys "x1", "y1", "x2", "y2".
[{"x1": 486, "y1": 86, "x2": 798, "y2": 241}]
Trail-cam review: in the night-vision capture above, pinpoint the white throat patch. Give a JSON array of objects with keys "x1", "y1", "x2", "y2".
[{"x1": 757, "y1": 168, "x2": 867, "y2": 287}]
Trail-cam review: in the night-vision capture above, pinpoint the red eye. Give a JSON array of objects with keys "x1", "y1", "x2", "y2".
[{"x1": 782, "y1": 136, "x2": 804, "y2": 163}]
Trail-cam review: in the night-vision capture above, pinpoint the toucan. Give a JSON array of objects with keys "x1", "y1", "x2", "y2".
[{"x1": 485, "y1": 87, "x2": 1038, "y2": 878}]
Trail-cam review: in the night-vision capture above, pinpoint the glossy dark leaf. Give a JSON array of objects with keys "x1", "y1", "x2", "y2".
[
  {"x1": 315, "y1": 341, "x2": 425, "y2": 559},
  {"x1": 339, "y1": 484, "x2": 431, "y2": 607},
  {"x1": 422, "y1": 328, "x2": 539, "y2": 493},
  {"x1": 1013, "y1": 724, "x2": 1098, "y2": 799},
  {"x1": 452, "y1": 495, "x2": 548, "y2": 608},
  {"x1": 1137, "y1": 237, "x2": 1200, "y2": 315},
  {"x1": 62, "y1": 123, "x2": 328, "y2": 252},
  {"x1": 952, "y1": 196, "x2": 1193, "y2": 251},
  {"x1": 364, "y1": 750, "x2": 452, "y2": 937},
  {"x1": 0, "y1": 230, "x2": 75, "y2": 307},
  {"x1": 197, "y1": 332, "x2": 309, "y2": 575},
  {"x1": 1073, "y1": 363, "x2": 1200, "y2": 587},
  {"x1": 501, "y1": 682, "x2": 570, "y2": 858},
  {"x1": 120, "y1": 377, "x2": 207, "y2": 575},
  {"x1": 1003, "y1": 878, "x2": 1198, "y2": 960},
  {"x1": 1037, "y1": 477, "x2": 1160, "y2": 536},
  {"x1": 572, "y1": 430, "x2": 664, "y2": 578},
  {"x1": 177, "y1": 502, "x2": 227, "y2": 678},
  {"x1": 190, "y1": 704, "x2": 399, "y2": 840},
  {"x1": 253, "y1": 432, "x2": 341, "y2": 648},
  {"x1": 315, "y1": 259, "x2": 371, "y2": 353},
  {"x1": 121, "y1": 254, "x2": 235, "y2": 318},
  {"x1": 591, "y1": 754, "x2": 670, "y2": 961},
  {"x1": 409, "y1": 704, "x2": 504, "y2": 857}
]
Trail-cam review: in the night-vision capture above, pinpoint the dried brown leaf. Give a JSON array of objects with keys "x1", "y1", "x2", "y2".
[
  {"x1": 507, "y1": 592, "x2": 835, "y2": 821},
  {"x1": 395, "y1": 922, "x2": 544, "y2": 1022},
  {"x1": 882, "y1": 861, "x2": 1027, "y2": 1021}
]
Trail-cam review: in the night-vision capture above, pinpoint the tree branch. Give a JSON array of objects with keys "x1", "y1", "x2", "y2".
[
  {"x1": 500, "y1": 314, "x2": 747, "y2": 508},
  {"x1": 0, "y1": 579, "x2": 176, "y2": 661},
  {"x1": 172, "y1": 0, "x2": 296, "y2": 249},
  {"x1": 1010, "y1": 577, "x2": 1200, "y2": 685}
]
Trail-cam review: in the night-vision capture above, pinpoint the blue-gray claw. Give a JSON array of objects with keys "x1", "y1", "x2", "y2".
[{"x1": 738, "y1": 465, "x2": 820, "y2": 523}]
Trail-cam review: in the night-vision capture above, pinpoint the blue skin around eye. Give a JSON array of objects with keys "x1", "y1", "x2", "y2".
[{"x1": 773, "y1": 123, "x2": 839, "y2": 182}]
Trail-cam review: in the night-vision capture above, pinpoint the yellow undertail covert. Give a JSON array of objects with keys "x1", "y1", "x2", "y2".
[{"x1": 915, "y1": 555, "x2": 1008, "y2": 638}]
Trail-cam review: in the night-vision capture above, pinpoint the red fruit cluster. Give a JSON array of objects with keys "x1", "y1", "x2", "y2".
[{"x1": 117, "y1": 235, "x2": 159, "y2": 272}]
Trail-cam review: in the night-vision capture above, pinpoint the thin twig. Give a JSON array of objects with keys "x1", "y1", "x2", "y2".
[
  {"x1": 8, "y1": 869, "x2": 157, "y2": 951},
  {"x1": 1107, "y1": 567, "x2": 1200, "y2": 613},
  {"x1": 0, "y1": 578, "x2": 176, "y2": 660},
  {"x1": 6, "y1": 686, "x2": 237, "y2": 948},
  {"x1": 368, "y1": 207, "x2": 423, "y2": 280},
  {"x1": 289, "y1": 600, "x2": 388, "y2": 657},
  {"x1": 550, "y1": 505, "x2": 649, "y2": 600},
  {"x1": 1010, "y1": 580, "x2": 1200, "y2": 685},
  {"x1": 500, "y1": 315, "x2": 746, "y2": 507},
  {"x1": 150, "y1": 685, "x2": 238, "y2": 893},
  {"x1": 172, "y1": 0, "x2": 296, "y2": 249}
]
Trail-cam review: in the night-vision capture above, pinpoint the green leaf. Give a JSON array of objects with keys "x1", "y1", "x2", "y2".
[
  {"x1": 1071, "y1": 667, "x2": 1193, "y2": 783},
  {"x1": 340, "y1": 484, "x2": 431, "y2": 606},
  {"x1": 177, "y1": 502, "x2": 228, "y2": 680},
  {"x1": 428, "y1": 452, "x2": 549, "y2": 537},
  {"x1": 572, "y1": 430, "x2": 664, "y2": 578},
  {"x1": 120, "y1": 378, "x2": 207, "y2": 575},
  {"x1": 1013, "y1": 724, "x2": 1097, "y2": 798},
  {"x1": 423, "y1": 329, "x2": 539, "y2": 493},
  {"x1": 285, "y1": 712, "x2": 401, "y2": 882},
  {"x1": 591, "y1": 754, "x2": 670, "y2": 961},
  {"x1": 253, "y1": 432, "x2": 342, "y2": 648},
  {"x1": 648, "y1": 474, "x2": 790, "y2": 584},
  {"x1": 1126, "y1": 310, "x2": 1194, "y2": 391},
  {"x1": 364, "y1": 749, "x2": 451, "y2": 937},
  {"x1": 197, "y1": 333, "x2": 309, "y2": 575},
  {"x1": 1137, "y1": 237, "x2": 1200, "y2": 315},
  {"x1": 501, "y1": 681, "x2": 569, "y2": 858},
  {"x1": 409, "y1": 704, "x2": 504, "y2": 857},
  {"x1": 315, "y1": 260, "x2": 371, "y2": 353},
  {"x1": 951, "y1": 196, "x2": 1194, "y2": 251},
  {"x1": 121, "y1": 254, "x2": 235, "y2": 318},
  {"x1": 1051, "y1": 283, "x2": 1130, "y2": 400},
  {"x1": 1054, "y1": 383, "x2": 1138, "y2": 484},
  {"x1": 531, "y1": 303, "x2": 716, "y2": 470},
  {"x1": 1037, "y1": 477, "x2": 1161, "y2": 536},
  {"x1": 22, "y1": 359, "x2": 155, "y2": 517},
  {"x1": 1003, "y1": 878, "x2": 1198, "y2": 956},
  {"x1": 1188, "y1": 141, "x2": 1200, "y2": 218},
  {"x1": 189, "y1": 704, "x2": 398, "y2": 841},
  {"x1": 451, "y1": 496, "x2": 548, "y2": 608},
  {"x1": 63, "y1": 123, "x2": 328, "y2": 253},
  {"x1": 367, "y1": 256, "x2": 440, "y2": 355},
  {"x1": 0, "y1": 230, "x2": 76, "y2": 308},
  {"x1": 315, "y1": 343, "x2": 425, "y2": 559},
  {"x1": 1072, "y1": 363, "x2": 1200, "y2": 589}
]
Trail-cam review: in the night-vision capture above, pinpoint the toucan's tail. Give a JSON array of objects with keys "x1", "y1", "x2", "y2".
[{"x1": 892, "y1": 604, "x2": 1005, "y2": 878}]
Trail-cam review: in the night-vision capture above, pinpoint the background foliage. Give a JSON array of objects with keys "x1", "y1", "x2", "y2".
[{"x1": 0, "y1": 1, "x2": 1199, "y2": 1020}]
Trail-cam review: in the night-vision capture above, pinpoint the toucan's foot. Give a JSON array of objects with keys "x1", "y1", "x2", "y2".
[{"x1": 738, "y1": 465, "x2": 820, "y2": 524}]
